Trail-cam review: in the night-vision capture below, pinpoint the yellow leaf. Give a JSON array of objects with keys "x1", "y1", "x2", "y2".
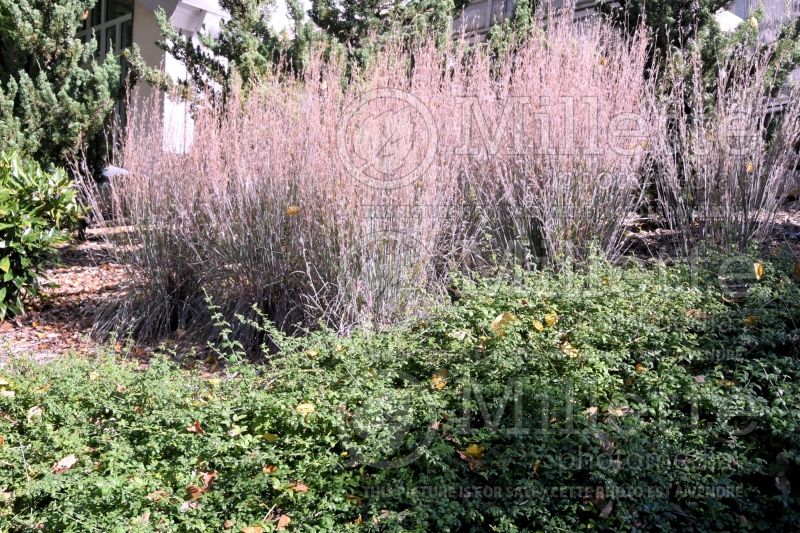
[
  {"x1": 532, "y1": 320, "x2": 544, "y2": 332},
  {"x1": 491, "y1": 312, "x2": 517, "y2": 336},
  {"x1": 431, "y1": 371, "x2": 447, "y2": 390},
  {"x1": 276, "y1": 515, "x2": 291, "y2": 530},
  {"x1": 742, "y1": 315, "x2": 758, "y2": 327},
  {"x1": 753, "y1": 262, "x2": 764, "y2": 280},
  {"x1": 88, "y1": 372, "x2": 99, "y2": 381},
  {"x1": 262, "y1": 432, "x2": 279, "y2": 442},
  {"x1": 305, "y1": 349, "x2": 319, "y2": 357},
  {"x1": 464, "y1": 443, "x2": 485, "y2": 460},
  {"x1": 285, "y1": 205, "x2": 301, "y2": 217},
  {"x1": 207, "y1": 378, "x2": 222, "y2": 387},
  {"x1": 353, "y1": 515, "x2": 363, "y2": 525},
  {"x1": 533, "y1": 458, "x2": 542, "y2": 474},
  {"x1": 346, "y1": 494, "x2": 361, "y2": 504},
  {"x1": 296, "y1": 403, "x2": 315, "y2": 416},
  {"x1": 544, "y1": 313, "x2": 558, "y2": 327},
  {"x1": 0, "y1": 378, "x2": 9, "y2": 387},
  {"x1": 561, "y1": 342, "x2": 579, "y2": 357},
  {"x1": 635, "y1": 363, "x2": 647, "y2": 374},
  {"x1": 745, "y1": 161, "x2": 754, "y2": 173},
  {"x1": 749, "y1": 16, "x2": 758, "y2": 29}
]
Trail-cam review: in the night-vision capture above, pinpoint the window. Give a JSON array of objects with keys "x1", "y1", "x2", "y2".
[
  {"x1": 77, "y1": 0, "x2": 134, "y2": 56},
  {"x1": 77, "y1": 1, "x2": 134, "y2": 143}
]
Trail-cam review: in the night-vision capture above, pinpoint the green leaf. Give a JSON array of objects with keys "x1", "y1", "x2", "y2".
[{"x1": 0, "y1": 256, "x2": 9, "y2": 272}]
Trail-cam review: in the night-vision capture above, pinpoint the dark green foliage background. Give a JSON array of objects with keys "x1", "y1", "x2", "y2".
[{"x1": 0, "y1": 0, "x2": 120, "y2": 168}]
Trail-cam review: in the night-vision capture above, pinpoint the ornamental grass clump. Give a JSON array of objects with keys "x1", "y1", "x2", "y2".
[{"x1": 91, "y1": 7, "x2": 676, "y2": 343}]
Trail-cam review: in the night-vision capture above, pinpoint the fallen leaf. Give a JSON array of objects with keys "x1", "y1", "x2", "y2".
[
  {"x1": 262, "y1": 464, "x2": 278, "y2": 474},
  {"x1": 346, "y1": 494, "x2": 362, "y2": 504},
  {"x1": 464, "y1": 443, "x2": 485, "y2": 460},
  {"x1": 285, "y1": 205, "x2": 301, "y2": 217},
  {"x1": 186, "y1": 420, "x2": 205, "y2": 434},
  {"x1": 305, "y1": 349, "x2": 319, "y2": 357},
  {"x1": 243, "y1": 527, "x2": 264, "y2": 533},
  {"x1": 276, "y1": 515, "x2": 291, "y2": 530},
  {"x1": 745, "y1": 161, "x2": 754, "y2": 173},
  {"x1": 491, "y1": 312, "x2": 517, "y2": 336},
  {"x1": 207, "y1": 378, "x2": 221, "y2": 387},
  {"x1": 52, "y1": 454, "x2": 77, "y2": 474},
  {"x1": 754, "y1": 262, "x2": 764, "y2": 280},
  {"x1": 544, "y1": 313, "x2": 558, "y2": 327},
  {"x1": 533, "y1": 458, "x2": 542, "y2": 474},
  {"x1": 223, "y1": 520, "x2": 234, "y2": 529},
  {"x1": 146, "y1": 489, "x2": 169, "y2": 502},
  {"x1": 263, "y1": 432, "x2": 279, "y2": 442},
  {"x1": 115, "y1": 383, "x2": 127, "y2": 393},
  {"x1": 296, "y1": 403, "x2": 315, "y2": 416},
  {"x1": 694, "y1": 375, "x2": 706, "y2": 384},
  {"x1": 179, "y1": 500, "x2": 199, "y2": 512},
  {"x1": 599, "y1": 499, "x2": 614, "y2": 518},
  {"x1": 584, "y1": 406, "x2": 599, "y2": 417},
  {"x1": 0, "y1": 378, "x2": 9, "y2": 386},
  {"x1": 0, "y1": 390, "x2": 15, "y2": 398},
  {"x1": 742, "y1": 315, "x2": 758, "y2": 327},
  {"x1": 561, "y1": 342, "x2": 579, "y2": 357},
  {"x1": 353, "y1": 515, "x2": 363, "y2": 525},
  {"x1": 201, "y1": 471, "x2": 218, "y2": 490},
  {"x1": 0, "y1": 435, "x2": 5, "y2": 446},
  {"x1": 26, "y1": 406, "x2": 43, "y2": 422},
  {"x1": 431, "y1": 371, "x2": 447, "y2": 390},
  {"x1": 532, "y1": 319, "x2": 544, "y2": 332},
  {"x1": 289, "y1": 482, "x2": 309, "y2": 493},
  {"x1": 456, "y1": 449, "x2": 481, "y2": 471},
  {"x1": 607, "y1": 406, "x2": 632, "y2": 417},
  {"x1": 776, "y1": 474, "x2": 792, "y2": 496},
  {"x1": 185, "y1": 484, "x2": 204, "y2": 500},
  {"x1": 635, "y1": 363, "x2": 647, "y2": 374}
]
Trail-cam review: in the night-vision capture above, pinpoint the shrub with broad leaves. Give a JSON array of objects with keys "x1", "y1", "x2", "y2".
[{"x1": 0, "y1": 152, "x2": 81, "y2": 319}]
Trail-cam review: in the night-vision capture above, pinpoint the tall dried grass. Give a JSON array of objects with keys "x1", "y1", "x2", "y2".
[
  {"x1": 651, "y1": 44, "x2": 800, "y2": 255},
  {"x1": 94, "y1": 5, "x2": 765, "y2": 343}
]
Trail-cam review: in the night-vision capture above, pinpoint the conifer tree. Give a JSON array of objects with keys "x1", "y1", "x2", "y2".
[{"x1": 0, "y1": 0, "x2": 120, "y2": 167}]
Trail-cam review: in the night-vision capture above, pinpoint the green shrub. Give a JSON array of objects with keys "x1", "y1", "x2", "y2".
[
  {"x1": 0, "y1": 152, "x2": 81, "y2": 318},
  {"x1": 1, "y1": 255, "x2": 799, "y2": 531}
]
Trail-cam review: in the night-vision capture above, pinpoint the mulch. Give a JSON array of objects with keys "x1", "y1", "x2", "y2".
[
  {"x1": 1, "y1": 205, "x2": 799, "y2": 362},
  {"x1": 0, "y1": 229, "x2": 140, "y2": 362}
]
